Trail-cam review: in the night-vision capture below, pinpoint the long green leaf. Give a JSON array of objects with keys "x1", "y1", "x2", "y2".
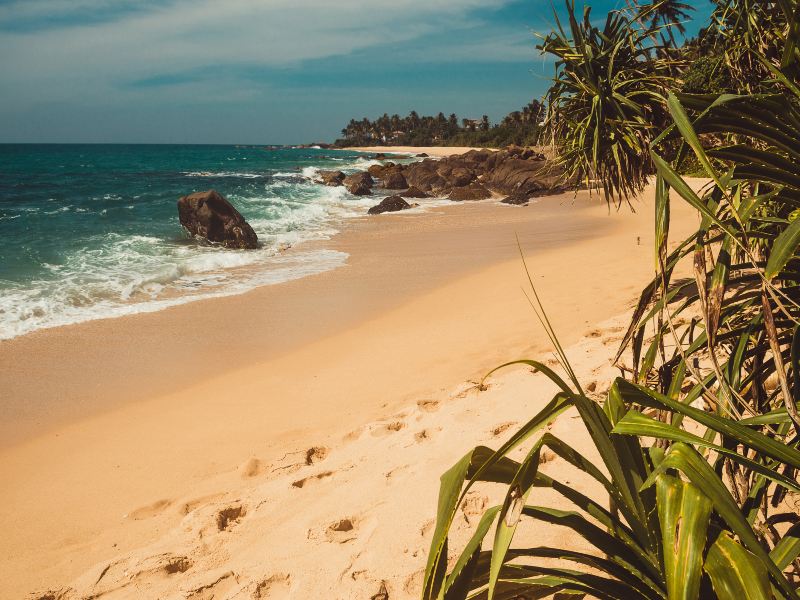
[
  {"x1": 656, "y1": 474, "x2": 712, "y2": 600},
  {"x1": 705, "y1": 532, "x2": 771, "y2": 600}
]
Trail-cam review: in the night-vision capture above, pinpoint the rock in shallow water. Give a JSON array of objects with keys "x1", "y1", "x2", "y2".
[
  {"x1": 317, "y1": 170, "x2": 345, "y2": 186},
  {"x1": 367, "y1": 195, "x2": 411, "y2": 215},
  {"x1": 177, "y1": 190, "x2": 258, "y2": 249}
]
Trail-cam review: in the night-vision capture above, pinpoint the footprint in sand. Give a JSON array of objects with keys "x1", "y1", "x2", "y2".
[
  {"x1": 180, "y1": 493, "x2": 226, "y2": 516},
  {"x1": 371, "y1": 421, "x2": 406, "y2": 437},
  {"x1": 414, "y1": 428, "x2": 433, "y2": 442},
  {"x1": 252, "y1": 573, "x2": 292, "y2": 599},
  {"x1": 325, "y1": 518, "x2": 359, "y2": 543},
  {"x1": 370, "y1": 581, "x2": 390, "y2": 600},
  {"x1": 185, "y1": 571, "x2": 237, "y2": 600},
  {"x1": 127, "y1": 498, "x2": 172, "y2": 520},
  {"x1": 216, "y1": 505, "x2": 246, "y2": 531},
  {"x1": 238, "y1": 457, "x2": 266, "y2": 478},
  {"x1": 305, "y1": 446, "x2": 329, "y2": 465},
  {"x1": 32, "y1": 589, "x2": 75, "y2": 600},
  {"x1": 490, "y1": 421, "x2": 516, "y2": 437},
  {"x1": 291, "y1": 470, "x2": 334, "y2": 489},
  {"x1": 385, "y1": 465, "x2": 409, "y2": 481},
  {"x1": 416, "y1": 399, "x2": 439, "y2": 413},
  {"x1": 461, "y1": 491, "x2": 488, "y2": 525}
]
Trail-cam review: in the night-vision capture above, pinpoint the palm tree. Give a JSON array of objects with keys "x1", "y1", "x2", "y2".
[{"x1": 637, "y1": 0, "x2": 695, "y2": 47}]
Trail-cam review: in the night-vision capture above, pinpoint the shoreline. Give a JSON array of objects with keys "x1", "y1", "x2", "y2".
[
  {"x1": 344, "y1": 145, "x2": 488, "y2": 157},
  {"x1": 0, "y1": 170, "x2": 701, "y2": 597},
  {"x1": 0, "y1": 146, "x2": 472, "y2": 343}
]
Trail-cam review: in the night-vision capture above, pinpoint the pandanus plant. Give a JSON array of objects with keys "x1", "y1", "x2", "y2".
[
  {"x1": 540, "y1": 1, "x2": 676, "y2": 204},
  {"x1": 422, "y1": 1, "x2": 800, "y2": 598}
]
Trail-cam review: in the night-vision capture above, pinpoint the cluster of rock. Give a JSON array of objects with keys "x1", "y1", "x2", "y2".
[
  {"x1": 318, "y1": 145, "x2": 567, "y2": 214},
  {"x1": 177, "y1": 146, "x2": 568, "y2": 249}
]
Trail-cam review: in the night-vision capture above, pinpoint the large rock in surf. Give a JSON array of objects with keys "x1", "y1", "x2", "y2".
[
  {"x1": 177, "y1": 190, "x2": 258, "y2": 249},
  {"x1": 348, "y1": 181, "x2": 372, "y2": 196},
  {"x1": 368, "y1": 195, "x2": 411, "y2": 214},
  {"x1": 318, "y1": 170, "x2": 346, "y2": 186},
  {"x1": 343, "y1": 172, "x2": 374, "y2": 188}
]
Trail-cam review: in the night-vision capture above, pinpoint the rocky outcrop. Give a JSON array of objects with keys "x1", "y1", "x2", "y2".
[
  {"x1": 448, "y1": 167, "x2": 475, "y2": 187},
  {"x1": 348, "y1": 182, "x2": 372, "y2": 196},
  {"x1": 484, "y1": 158, "x2": 555, "y2": 195},
  {"x1": 401, "y1": 186, "x2": 429, "y2": 198},
  {"x1": 343, "y1": 172, "x2": 374, "y2": 189},
  {"x1": 317, "y1": 170, "x2": 345, "y2": 186},
  {"x1": 368, "y1": 195, "x2": 411, "y2": 215},
  {"x1": 380, "y1": 170, "x2": 408, "y2": 190},
  {"x1": 325, "y1": 145, "x2": 569, "y2": 211},
  {"x1": 177, "y1": 190, "x2": 258, "y2": 249},
  {"x1": 368, "y1": 162, "x2": 396, "y2": 178},
  {"x1": 449, "y1": 183, "x2": 492, "y2": 201},
  {"x1": 403, "y1": 161, "x2": 448, "y2": 193}
]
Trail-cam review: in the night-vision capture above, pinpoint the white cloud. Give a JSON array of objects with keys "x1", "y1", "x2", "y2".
[{"x1": 0, "y1": 0, "x2": 510, "y2": 87}]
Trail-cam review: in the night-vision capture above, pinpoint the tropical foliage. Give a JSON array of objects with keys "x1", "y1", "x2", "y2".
[
  {"x1": 334, "y1": 101, "x2": 544, "y2": 149},
  {"x1": 539, "y1": 1, "x2": 676, "y2": 204},
  {"x1": 422, "y1": 1, "x2": 800, "y2": 598}
]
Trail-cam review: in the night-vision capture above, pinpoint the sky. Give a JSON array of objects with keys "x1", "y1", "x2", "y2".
[{"x1": 0, "y1": 0, "x2": 713, "y2": 144}]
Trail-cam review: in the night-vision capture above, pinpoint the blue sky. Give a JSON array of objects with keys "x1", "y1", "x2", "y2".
[{"x1": 0, "y1": 0, "x2": 713, "y2": 144}]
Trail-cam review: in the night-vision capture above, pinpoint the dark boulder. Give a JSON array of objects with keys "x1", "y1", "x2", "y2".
[
  {"x1": 447, "y1": 167, "x2": 475, "y2": 187},
  {"x1": 367, "y1": 162, "x2": 396, "y2": 178},
  {"x1": 407, "y1": 171, "x2": 447, "y2": 192},
  {"x1": 343, "y1": 171, "x2": 374, "y2": 188},
  {"x1": 374, "y1": 153, "x2": 387, "y2": 160},
  {"x1": 461, "y1": 149, "x2": 492, "y2": 164},
  {"x1": 368, "y1": 164, "x2": 387, "y2": 177},
  {"x1": 404, "y1": 161, "x2": 443, "y2": 192},
  {"x1": 401, "y1": 186, "x2": 429, "y2": 198},
  {"x1": 348, "y1": 182, "x2": 372, "y2": 196},
  {"x1": 484, "y1": 159, "x2": 560, "y2": 195},
  {"x1": 317, "y1": 170, "x2": 345, "y2": 186},
  {"x1": 178, "y1": 190, "x2": 258, "y2": 249},
  {"x1": 416, "y1": 152, "x2": 429, "y2": 157},
  {"x1": 449, "y1": 183, "x2": 492, "y2": 201},
  {"x1": 367, "y1": 195, "x2": 411, "y2": 215},
  {"x1": 380, "y1": 169, "x2": 408, "y2": 190}
]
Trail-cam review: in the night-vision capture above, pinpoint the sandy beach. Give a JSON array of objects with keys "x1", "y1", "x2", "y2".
[{"x1": 0, "y1": 155, "x2": 702, "y2": 598}]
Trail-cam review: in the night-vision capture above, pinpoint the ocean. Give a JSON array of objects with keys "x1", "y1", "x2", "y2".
[{"x1": 0, "y1": 144, "x2": 432, "y2": 340}]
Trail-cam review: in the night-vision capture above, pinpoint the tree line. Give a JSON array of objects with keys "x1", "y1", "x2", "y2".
[{"x1": 334, "y1": 101, "x2": 545, "y2": 148}]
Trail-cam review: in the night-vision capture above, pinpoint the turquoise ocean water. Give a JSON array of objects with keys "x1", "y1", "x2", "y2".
[{"x1": 0, "y1": 144, "x2": 430, "y2": 340}]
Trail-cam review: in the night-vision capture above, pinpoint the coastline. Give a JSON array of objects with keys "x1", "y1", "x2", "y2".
[
  {"x1": 345, "y1": 146, "x2": 488, "y2": 157},
  {"x1": 0, "y1": 169, "x2": 702, "y2": 597}
]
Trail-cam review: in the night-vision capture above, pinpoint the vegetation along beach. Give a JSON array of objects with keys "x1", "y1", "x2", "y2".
[{"x1": 2, "y1": 0, "x2": 800, "y2": 599}]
